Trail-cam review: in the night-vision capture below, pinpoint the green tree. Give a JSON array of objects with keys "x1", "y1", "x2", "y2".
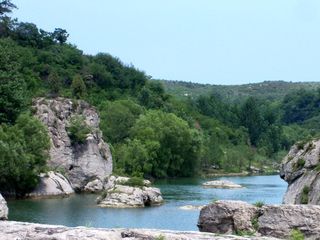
[
  {"x1": 0, "y1": 0, "x2": 16, "y2": 18},
  {"x1": 52, "y1": 28, "x2": 69, "y2": 44},
  {"x1": 120, "y1": 110, "x2": 202, "y2": 178},
  {"x1": 239, "y1": 97, "x2": 265, "y2": 146},
  {"x1": 0, "y1": 38, "x2": 27, "y2": 124},
  {"x1": 47, "y1": 71, "x2": 62, "y2": 97},
  {"x1": 99, "y1": 100, "x2": 144, "y2": 143},
  {"x1": 71, "y1": 74, "x2": 86, "y2": 99},
  {"x1": 0, "y1": 113, "x2": 50, "y2": 195}
]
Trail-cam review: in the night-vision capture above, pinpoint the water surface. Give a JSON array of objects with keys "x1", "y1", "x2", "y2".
[{"x1": 8, "y1": 175, "x2": 287, "y2": 231}]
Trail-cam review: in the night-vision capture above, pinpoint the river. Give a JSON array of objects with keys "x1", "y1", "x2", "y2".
[{"x1": 7, "y1": 175, "x2": 287, "y2": 231}]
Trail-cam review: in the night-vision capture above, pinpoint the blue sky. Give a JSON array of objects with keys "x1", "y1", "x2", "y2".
[{"x1": 13, "y1": 0, "x2": 320, "y2": 85}]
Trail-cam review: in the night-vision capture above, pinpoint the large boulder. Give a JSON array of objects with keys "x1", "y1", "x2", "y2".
[
  {"x1": 258, "y1": 204, "x2": 320, "y2": 239},
  {"x1": 27, "y1": 171, "x2": 74, "y2": 198},
  {"x1": 198, "y1": 200, "x2": 320, "y2": 239},
  {"x1": 0, "y1": 194, "x2": 8, "y2": 220},
  {"x1": 97, "y1": 176, "x2": 163, "y2": 208},
  {"x1": 198, "y1": 200, "x2": 258, "y2": 234},
  {"x1": 280, "y1": 139, "x2": 320, "y2": 204},
  {"x1": 33, "y1": 98, "x2": 112, "y2": 192}
]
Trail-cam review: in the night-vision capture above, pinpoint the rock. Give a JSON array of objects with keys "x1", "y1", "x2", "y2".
[
  {"x1": 97, "y1": 185, "x2": 163, "y2": 208},
  {"x1": 0, "y1": 221, "x2": 280, "y2": 240},
  {"x1": 258, "y1": 204, "x2": 320, "y2": 239},
  {"x1": 84, "y1": 179, "x2": 104, "y2": 193},
  {"x1": 179, "y1": 205, "x2": 204, "y2": 210},
  {"x1": 0, "y1": 194, "x2": 8, "y2": 220},
  {"x1": 198, "y1": 200, "x2": 320, "y2": 239},
  {"x1": 27, "y1": 171, "x2": 74, "y2": 198},
  {"x1": 202, "y1": 180, "x2": 243, "y2": 189},
  {"x1": 103, "y1": 175, "x2": 151, "y2": 190},
  {"x1": 198, "y1": 200, "x2": 258, "y2": 234},
  {"x1": 33, "y1": 98, "x2": 112, "y2": 192},
  {"x1": 280, "y1": 139, "x2": 320, "y2": 204}
]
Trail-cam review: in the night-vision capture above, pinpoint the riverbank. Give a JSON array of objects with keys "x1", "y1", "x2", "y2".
[{"x1": 0, "y1": 221, "x2": 279, "y2": 240}]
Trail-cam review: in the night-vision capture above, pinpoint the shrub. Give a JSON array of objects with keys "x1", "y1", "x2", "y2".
[
  {"x1": 300, "y1": 186, "x2": 310, "y2": 204},
  {"x1": 293, "y1": 158, "x2": 305, "y2": 171},
  {"x1": 253, "y1": 201, "x2": 265, "y2": 208},
  {"x1": 290, "y1": 229, "x2": 304, "y2": 240},
  {"x1": 124, "y1": 177, "x2": 145, "y2": 187},
  {"x1": 67, "y1": 115, "x2": 91, "y2": 145}
]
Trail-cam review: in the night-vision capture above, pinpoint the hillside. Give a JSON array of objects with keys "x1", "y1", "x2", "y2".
[{"x1": 160, "y1": 80, "x2": 320, "y2": 102}]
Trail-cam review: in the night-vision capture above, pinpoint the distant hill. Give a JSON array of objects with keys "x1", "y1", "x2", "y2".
[{"x1": 158, "y1": 80, "x2": 320, "y2": 102}]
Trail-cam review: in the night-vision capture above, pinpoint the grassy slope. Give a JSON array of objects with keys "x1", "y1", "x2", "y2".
[{"x1": 158, "y1": 80, "x2": 320, "y2": 102}]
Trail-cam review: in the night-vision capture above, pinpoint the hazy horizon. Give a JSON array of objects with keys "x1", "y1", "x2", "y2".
[{"x1": 13, "y1": 0, "x2": 320, "y2": 85}]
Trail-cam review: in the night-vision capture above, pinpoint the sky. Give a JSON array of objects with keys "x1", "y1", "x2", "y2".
[{"x1": 12, "y1": 0, "x2": 320, "y2": 85}]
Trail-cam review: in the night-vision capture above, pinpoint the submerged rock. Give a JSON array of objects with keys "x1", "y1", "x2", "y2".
[
  {"x1": 0, "y1": 221, "x2": 280, "y2": 240},
  {"x1": 202, "y1": 180, "x2": 243, "y2": 189},
  {"x1": 280, "y1": 139, "x2": 320, "y2": 204},
  {"x1": 179, "y1": 205, "x2": 204, "y2": 210},
  {"x1": 0, "y1": 194, "x2": 8, "y2": 220},
  {"x1": 27, "y1": 171, "x2": 74, "y2": 198},
  {"x1": 33, "y1": 98, "x2": 112, "y2": 192},
  {"x1": 97, "y1": 176, "x2": 163, "y2": 208},
  {"x1": 198, "y1": 200, "x2": 320, "y2": 239}
]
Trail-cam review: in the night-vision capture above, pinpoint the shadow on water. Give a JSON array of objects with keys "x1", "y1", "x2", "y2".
[{"x1": 7, "y1": 175, "x2": 287, "y2": 231}]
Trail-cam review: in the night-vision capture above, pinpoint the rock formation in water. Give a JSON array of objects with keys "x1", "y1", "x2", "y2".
[
  {"x1": 0, "y1": 221, "x2": 280, "y2": 240},
  {"x1": 280, "y1": 139, "x2": 320, "y2": 204},
  {"x1": 97, "y1": 176, "x2": 163, "y2": 208},
  {"x1": 202, "y1": 180, "x2": 243, "y2": 189},
  {"x1": 27, "y1": 171, "x2": 74, "y2": 198},
  {"x1": 198, "y1": 200, "x2": 320, "y2": 239},
  {"x1": 33, "y1": 98, "x2": 112, "y2": 192},
  {"x1": 0, "y1": 194, "x2": 8, "y2": 220}
]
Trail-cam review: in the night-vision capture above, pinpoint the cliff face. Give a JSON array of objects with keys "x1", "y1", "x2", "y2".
[
  {"x1": 280, "y1": 140, "x2": 320, "y2": 204},
  {"x1": 33, "y1": 98, "x2": 112, "y2": 192}
]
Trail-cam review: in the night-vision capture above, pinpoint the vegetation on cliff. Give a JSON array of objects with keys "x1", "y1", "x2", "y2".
[{"x1": 0, "y1": 0, "x2": 319, "y2": 194}]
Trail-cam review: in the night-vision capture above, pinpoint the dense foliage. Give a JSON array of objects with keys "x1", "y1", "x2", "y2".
[
  {"x1": 0, "y1": 114, "x2": 50, "y2": 195},
  {"x1": 1, "y1": 1, "x2": 320, "y2": 194}
]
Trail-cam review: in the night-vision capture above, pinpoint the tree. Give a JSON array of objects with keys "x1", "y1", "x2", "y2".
[
  {"x1": 47, "y1": 71, "x2": 62, "y2": 97},
  {"x1": 53, "y1": 28, "x2": 69, "y2": 44},
  {"x1": 117, "y1": 110, "x2": 202, "y2": 178},
  {"x1": 0, "y1": 38, "x2": 27, "y2": 124},
  {"x1": 99, "y1": 100, "x2": 144, "y2": 143},
  {"x1": 0, "y1": 114, "x2": 50, "y2": 195},
  {"x1": 0, "y1": 0, "x2": 16, "y2": 18},
  {"x1": 71, "y1": 74, "x2": 86, "y2": 99},
  {"x1": 239, "y1": 97, "x2": 265, "y2": 146}
]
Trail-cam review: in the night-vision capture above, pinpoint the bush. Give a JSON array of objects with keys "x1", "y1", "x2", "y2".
[
  {"x1": 300, "y1": 186, "x2": 310, "y2": 204},
  {"x1": 290, "y1": 229, "x2": 304, "y2": 240},
  {"x1": 253, "y1": 201, "x2": 264, "y2": 208},
  {"x1": 67, "y1": 115, "x2": 91, "y2": 145},
  {"x1": 0, "y1": 113, "x2": 50, "y2": 195},
  {"x1": 121, "y1": 177, "x2": 145, "y2": 187}
]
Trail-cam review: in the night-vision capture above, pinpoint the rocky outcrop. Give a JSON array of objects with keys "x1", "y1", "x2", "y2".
[
  {"x1": 198, "y1": 200, "x2": 320, "y2": 239},
  {"x1": 0, "y1": 194, "x2": 8, "y2": 220},
  {"x1": 27, "y1": 171, "x2": 74, "y2": 198},
  {"x1": 198, "y1": 201, "x2": 258, "y2": 234},
  {"x1": 0, "y1": 221, "x2": 280, "y2": 240},
  {"x1": 33, "y1": 98, "x2": 112, "y2": 192},
  {"x1": 202, "y1": 180, "x2": 243, "y2": 189},
  {"x1": 280, "y1": 139, "x2": 320, "y2": 204},
  {"x1": 97, "y1": 176, "x2": 163, "y2": 208}
]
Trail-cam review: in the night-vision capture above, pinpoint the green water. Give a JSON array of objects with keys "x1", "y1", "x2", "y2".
[{"x1": 7, "y1": 175, "x2": 286, "y2": 231}]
